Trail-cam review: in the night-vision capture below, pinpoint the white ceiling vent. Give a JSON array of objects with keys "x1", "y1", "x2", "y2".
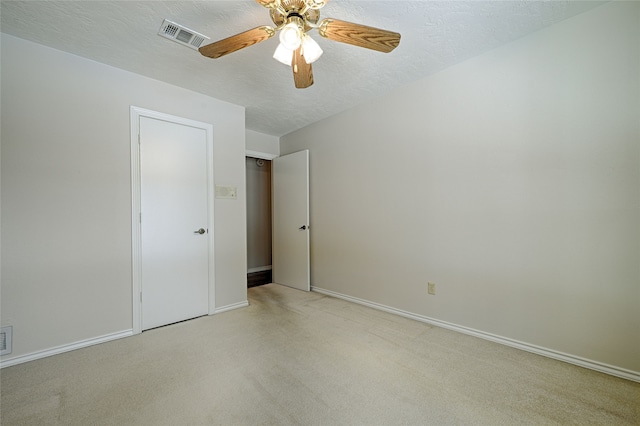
[{"x1": 158, "y1": 19, "x2": 209, "y2": 50}]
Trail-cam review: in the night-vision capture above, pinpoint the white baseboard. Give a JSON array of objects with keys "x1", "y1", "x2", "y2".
[
  {"x1": 214, "y1": 300, "x2": 249, "y2": 314},
  {"x1": 311, "y1": 286, "x2": 640, "y2": 383},
  {"x1": 247, "y1": 266, "x2": 272, "y2": 273},
  {"x1": 1, "y1": 301, "x2": 249, "y2": 368},
  {"x1": 0, "y1": 329, "x2": 133, "y2": 369}
]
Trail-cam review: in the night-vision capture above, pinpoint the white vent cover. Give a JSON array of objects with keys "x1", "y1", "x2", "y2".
[
  {"x1": 158, "y1": 19, "x2": 209, "y2": 50},
  {"x1": 1, "y1": 326, "x2": 12, "y2": 356}
]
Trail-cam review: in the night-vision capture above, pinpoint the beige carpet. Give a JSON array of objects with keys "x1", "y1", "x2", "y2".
[{"x1": 1, "y1": 284, "x2": 638, "y2": 425}]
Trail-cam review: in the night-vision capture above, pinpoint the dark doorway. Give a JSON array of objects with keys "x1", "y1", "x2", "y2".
[{"x1": 246, "y1": 157, "x2": 272, "y2": 288}]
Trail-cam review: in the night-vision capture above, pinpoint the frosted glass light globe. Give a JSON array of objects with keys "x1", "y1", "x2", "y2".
[
  {"x1": 302, "y1": 35, "x2": 323, "y2": 64},
  {"x1": 273, "y1": 43, "x2": 294, "y2": 66},
  {"x1": 279, "y1": 23, "x2": 302, "y2": 50}
]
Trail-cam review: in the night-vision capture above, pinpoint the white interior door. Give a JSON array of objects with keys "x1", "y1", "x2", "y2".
[
  {"x1": 140, "y1": 116, "x2": 209, "y2": 330},
  {"x1": 272, "y1": 150, "x2": 310, "y2": 291}
]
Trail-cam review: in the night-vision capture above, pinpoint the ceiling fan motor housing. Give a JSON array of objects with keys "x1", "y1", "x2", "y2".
[{"x1": 270, "y1": 1, "x2": 320, "y2": 31}]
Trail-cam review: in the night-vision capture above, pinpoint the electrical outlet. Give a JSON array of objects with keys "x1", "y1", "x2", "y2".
[{"x1": 428, "y1": 282, "x2": 436, "y2": 295}]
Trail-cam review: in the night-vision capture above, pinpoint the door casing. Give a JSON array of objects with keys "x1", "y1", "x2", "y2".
[{"x1": 130, "y1": 106, "x2": 215, "y2": 334}]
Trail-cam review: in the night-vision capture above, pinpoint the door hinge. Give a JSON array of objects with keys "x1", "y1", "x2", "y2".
[
  {"x1": 140, "y1": 292, "x2": 142, "y2": 302},
  {"x1": 138, "y1": 133, "x2": 141, "y2": 144},
  {"x1": 139, "y1": 212, "x2": 142, "y2": 223}
]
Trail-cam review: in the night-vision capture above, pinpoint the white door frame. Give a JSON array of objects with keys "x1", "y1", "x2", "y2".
[
  {"x1": 130, "y1": 106, "x2": 215, "y2": 334},
  {"x1": 245, "y1": 149, "x2": 278, "y2": 160}
]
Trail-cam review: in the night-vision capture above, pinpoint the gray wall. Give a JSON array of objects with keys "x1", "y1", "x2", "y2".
[
  {"x1": 246, "y1": 130, "x2": 279, "y2": 157},
  {"x1": 246, "y1": 157, "x2": 272, "y2": 271},
  {"x1": 281, "y1": 2, "x2": 640, "y2": 374},
  {"x1": 1, "y1": 34, "x2": 248, "y2": 361}
]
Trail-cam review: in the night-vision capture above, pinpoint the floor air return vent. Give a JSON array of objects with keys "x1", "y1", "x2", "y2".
[{"x1": 1, "y1": 326, "x2": 12, "y2": 356}]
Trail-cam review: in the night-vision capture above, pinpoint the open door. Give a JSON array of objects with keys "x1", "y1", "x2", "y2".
[{"x1": 272, "y1": 150, "x2": 310, "y2": 291}]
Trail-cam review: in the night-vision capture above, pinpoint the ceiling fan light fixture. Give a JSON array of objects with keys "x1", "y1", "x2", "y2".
[
  {"x1": 302, "y1": 35, "x2": 323, "y2": 64},
  {"x1": 199, "y1": 1, "x2": 400, "y2": 88},
  {"x1": 273, "y1": 43, "x2": 294, "y2": 66},
  {"x1": 279, "y1": 22, "x2": 302, "y2": 50}
]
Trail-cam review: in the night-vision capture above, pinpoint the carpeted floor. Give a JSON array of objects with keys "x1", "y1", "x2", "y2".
[{"x1": 1, "y1": 283, "x2": 638, "y2": 425}]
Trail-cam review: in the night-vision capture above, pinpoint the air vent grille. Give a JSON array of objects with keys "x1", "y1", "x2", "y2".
[
  {"x1": 191, "y1": 35, "x2": 207, "y2": 47},
  {"x1": 1, "y1": 326, "x2": 12, "y2": 356},
  {"x1": 158, "y1": 19, "x2": 209, "y2": 50},
  {"x1": 164, "y1": 23, "x2": 179, "y2": 38}
]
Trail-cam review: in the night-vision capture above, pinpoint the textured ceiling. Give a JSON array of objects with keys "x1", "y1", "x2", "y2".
[{"x1": 1, "y1": 1, "x2": 603, "y2": 136}]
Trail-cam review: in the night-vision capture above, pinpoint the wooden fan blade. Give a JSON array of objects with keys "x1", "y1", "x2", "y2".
[
  {"x1": 199, "y1": 26, "x2": 275, "y2": 59},
  {"x1": 318, "y1": 19, "x2": 400, "y2": 53},
  {"x1": 292, "y1": 46, "x2": 314, "y2": 89}
]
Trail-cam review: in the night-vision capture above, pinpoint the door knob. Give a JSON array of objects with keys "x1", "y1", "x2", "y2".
[
  {"x1": 194, "y1": 228, "x2": 206, "y2": 234},
  {"x1": 299, "y1": 225, "x2": 307, "y2": 230}
]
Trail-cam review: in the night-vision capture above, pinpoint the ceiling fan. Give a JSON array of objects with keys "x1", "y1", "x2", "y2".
[{"x1": 198, "y1": 0, "x2": 401, "y2": 89}]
